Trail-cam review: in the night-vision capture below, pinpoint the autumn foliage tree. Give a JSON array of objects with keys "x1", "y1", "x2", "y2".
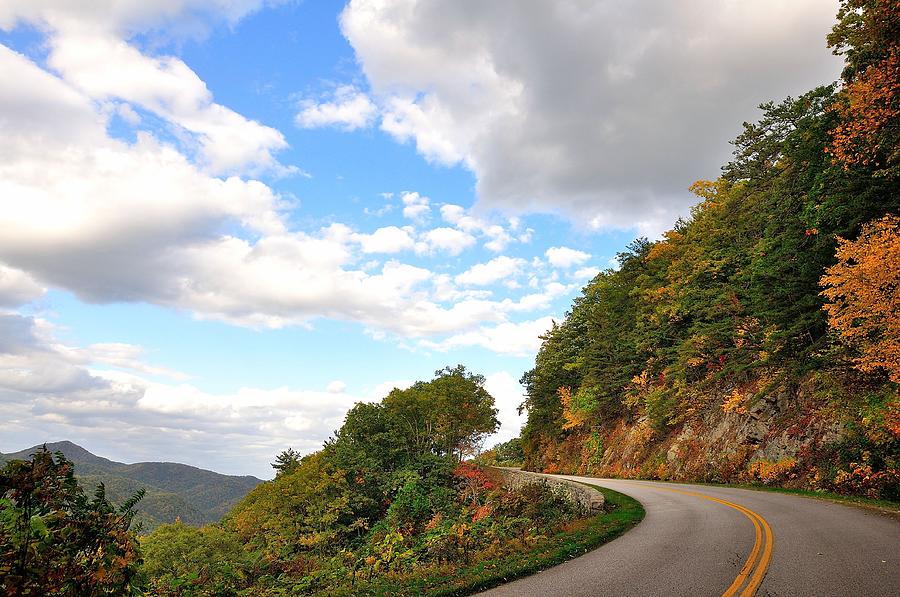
[
  {"x1": 827, "y1": 0, "x2": 900, "y2": 175},
  {"x1": 821, "y1": 214, "x2": 900, "y2": 382}
]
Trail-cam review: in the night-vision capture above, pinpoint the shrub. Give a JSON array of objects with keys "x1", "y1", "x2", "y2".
[{"x1": 141, "y1": 522, "x2": 252, "y2": 596}]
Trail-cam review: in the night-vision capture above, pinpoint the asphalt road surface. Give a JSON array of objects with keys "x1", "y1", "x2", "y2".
[{"x1": 480, "y1": 476, "x2": 900, "y2": 597}]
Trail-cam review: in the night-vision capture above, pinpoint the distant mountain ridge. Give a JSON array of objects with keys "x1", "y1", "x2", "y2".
[{"x1": 0, "y1": 441, "x2": 262, "y2": 532}]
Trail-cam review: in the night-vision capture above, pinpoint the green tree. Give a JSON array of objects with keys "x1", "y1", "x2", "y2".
[
  {"x1": 271, "y1": 447, "x2": 302, "y2": 478},
  {"x1": 381, "y1": 365, "x2": 499, "y2": 461},
  {"x1": 491, "y1": 438, "x2": 525, "y2": 465},
  {"x1": 227, "y1": 452, "x2": 363, "y2": 560},
  {"x1": 141, "y1": 521, "x2": 252, "y2": 596}
]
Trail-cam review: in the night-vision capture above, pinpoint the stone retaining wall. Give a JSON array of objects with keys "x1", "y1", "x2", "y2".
[{"x1": 490, "y1": 467, "x2": 605, "y2": 514}]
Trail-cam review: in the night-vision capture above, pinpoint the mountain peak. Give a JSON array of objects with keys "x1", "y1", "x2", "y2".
[
  {"x1": 4, "y1": 440, "x2": 120, "y2": 468},
  {"x1": 1, "y1": 440, "x2": 262, "y2": 532}
]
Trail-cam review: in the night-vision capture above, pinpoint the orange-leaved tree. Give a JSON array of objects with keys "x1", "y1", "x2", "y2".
[
  {"x1": 557, "y1": 386, "x2": 595, "y2": 430},
  {"x1": 826, "y1": 0, "x2": 900, "y2": 175},
  {"x1": 820, "y1": 214, "x2": 900, "y2": 382}
]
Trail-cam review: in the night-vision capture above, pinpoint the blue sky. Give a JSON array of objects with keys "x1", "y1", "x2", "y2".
[{"x1": 0, "y1": 1, "x2": 841, "y2": 477}]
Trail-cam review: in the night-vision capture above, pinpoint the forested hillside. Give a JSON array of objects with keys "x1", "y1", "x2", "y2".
[
  {"x1": 0, "y1": 441, "x2": 261, "y2": 530},
  {"x1": 520, "y1": 0, "x2": 900, "y2": 500}
]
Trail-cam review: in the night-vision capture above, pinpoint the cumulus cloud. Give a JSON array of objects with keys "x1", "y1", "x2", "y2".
[
  {"x1": 545, "y1": 246, "x2": 591, "y2": 268},
  {"x1": 483, "y1": 371, "x2": 527, "y2": 445},
  {"x1": 297, "y1": 85, "x2": 378, "y2": 131},
  {"x1": 401, "y1": 191, "x2": 430, "y2": 222},
  {"x1": 0, "y1": 2, "x2": 291, "y2": 177},
  {"x1": 500, "y1": 282, "x2": 570, "y2": 313},
  {"x1": 0, "y1": 3, "x2": 595, "y2": 358},
  {"x1": 421, "y1": 316, "x2": 556, "y2": 356},
  {"x1": 415, "y1": 227, "x2": 476, "y2": 256},
  {"x1": 0, "y1": 314, "x2": 102, "y2": 395},
  {"x1": 0, "y1": 310, "x2": 538, "y2": 477},
  {"x1": 573, "y1": 265, "x2": 601, "y2": 280},
  {"x1": 353, "y1": 226, "x2": 415, "y2": 253},
  {"x1": 326, "y1": 380, "x2": 347, "y2": 393},
  {"x1": 0, "y1": 46, "x2": 556, "y2": 340},
  {"x1": 0, "y1": 0, "x2": 600, "y2": 477},
  {"x1": 455, "y1": 256, "x2": 524, "y2": 286},
  {"x1": 440, "y1": 204, "x2": 517, "y2": 252},
  {"x1": 0, "y1": 264, "x2": 45, "y2": 308},
  {"x1": 341, "y1": 0, "x2": 842, "y2": 234},
  {"x1": 47, "y1": 31, "x2": 290, "y2": 176}
]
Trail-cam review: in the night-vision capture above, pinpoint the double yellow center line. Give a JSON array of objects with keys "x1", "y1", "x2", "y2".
[{"x1": 631, "y1": 483, "x2": 774, "y2": 597}]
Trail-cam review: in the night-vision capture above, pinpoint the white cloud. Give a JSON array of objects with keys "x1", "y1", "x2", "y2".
[
  {"x1": 0, "y1": 2, "x2": 291, "y2": 177},
  {"x1": 500, "y1": 282, "x2": 570, "y2": 313},
  {"x1": 49, "y1": 30, "x2": 288, "y2": 176},
  {"x1": 0, "y1": 47, "x2": 529, "y2": 340},
  {"x1": 0, "y1": 264, "x2": 45, "y2": 307},
  {"x1": 116, "y1": 103, "x2": 141, "y2": 125},
  {"x1": 0, "y1": 0, "x2": 268, "y2": 35},
  {"x1": 297, "y1": 85, "x2": 378, "y2": 131},
  {"x1": 0, "y1": 6, "x2": 608, "y2": 355},
  {"x1": 455, "y1": 256, "x2": 524, "y2": 286},
  {"x1": 431, "y1": 274, "x2": 493, "y2": 303},
  {"x1": 363, "y1": 204, "x2": 394, "y2": 217},
  {"x1": 545, "y1": 246, "x2": 591, "y2": 268},
  {"x1": 439, "y1": 204, "x2": 516, "y2": 252},
  {"x1": 483, "y1": 371, "x2": 527, "y2": 445},
  {"x1": 483, "y1": 226, "x2": 513, "y2": 252},
  {"x1": 573, "y1": 265, "x2": 601, "y2": 279},
  {"x1": 380, "y1": 95, "x2": 468, "y2": 165},
  {"x1": 421, "y1": 316, "x2": 556, "y2": 356},
  {"x1": 341, "y1": 0, "x2": 842, "y2": 233},
  {"x1": 326, "y1": 380, "x2": 347, "y2": 393},
  {"x1": 87, "y1": 343, "x2": 189, "y2": 381},
  {"x1": 401, "y1": 191, "x2": 430, "y2": 222},
  {"x1": 353, "y1": 226, "x2": 415, "y2": 253},
  {"x1": 416, "y1": 227, "x2": 475, "y2": 256},
  {"x1": 440, "y1": 204, "x2": 466, "y2": 226},
  {"x1": 0, "y1": 311, "x2": 543, "y2": 476}
]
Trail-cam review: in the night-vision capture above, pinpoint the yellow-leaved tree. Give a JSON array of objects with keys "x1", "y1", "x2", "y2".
[{"x1": 820, "y1": 214, "x2": 900, "y2": 382}]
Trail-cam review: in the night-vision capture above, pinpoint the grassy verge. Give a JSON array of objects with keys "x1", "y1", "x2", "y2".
[{"x1": 336, "y1": 485, "x2": 644, "y2": 596}]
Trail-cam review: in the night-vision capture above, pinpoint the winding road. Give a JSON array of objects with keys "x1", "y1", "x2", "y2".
[{"x1": 481, "y1": 476, "x2": 900, "y2": 597}]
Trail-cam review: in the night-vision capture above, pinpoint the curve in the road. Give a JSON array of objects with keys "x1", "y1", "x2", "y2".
[
  {"x1": 480, "y1": 476, "x2": 900, "y2": 597},
  {"x1": 641, "y1": 483, "x2": 773, "y2": 596}
]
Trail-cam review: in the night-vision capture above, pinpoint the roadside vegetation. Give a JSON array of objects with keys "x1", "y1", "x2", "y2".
[{"x1": 136, "y1": 366, "x2": 631, "y2": 595}]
